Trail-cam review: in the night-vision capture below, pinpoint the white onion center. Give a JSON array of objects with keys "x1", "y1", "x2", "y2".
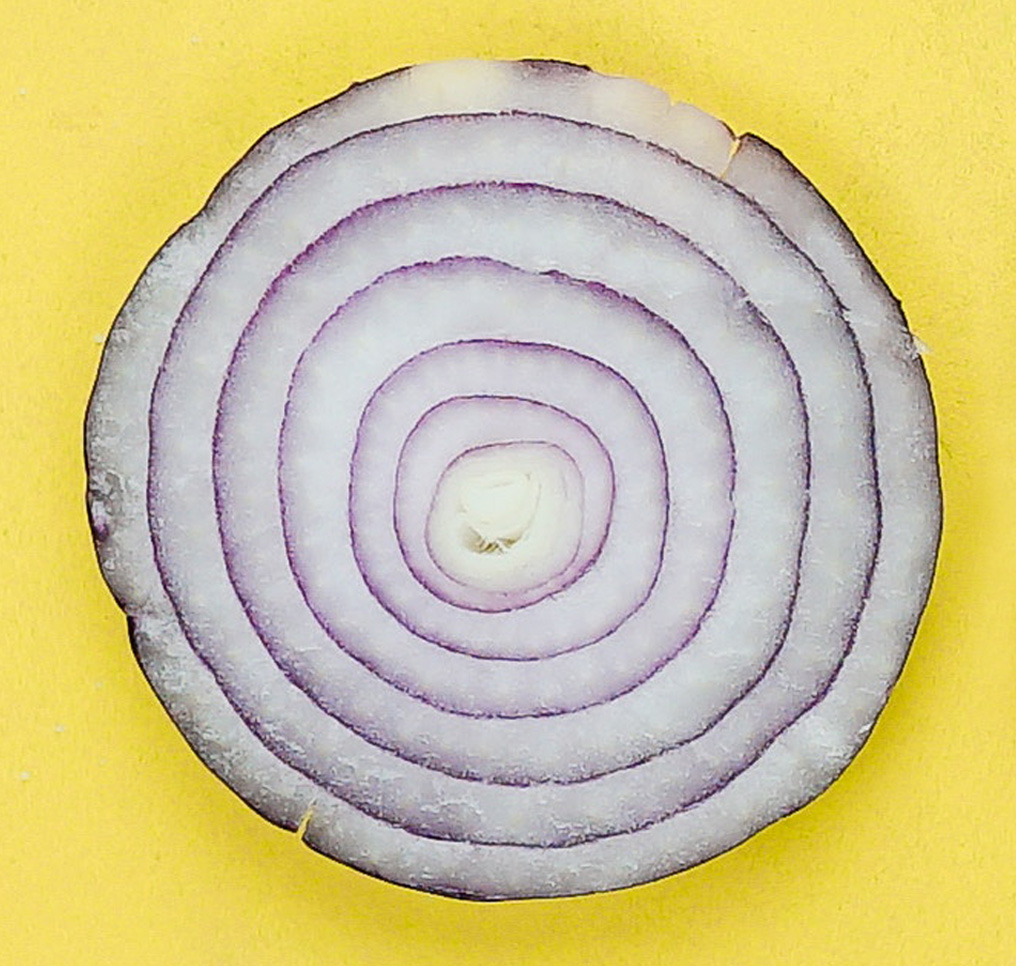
[{"x1": 426, "y1": 441, "x2": 583, "y2": 596}]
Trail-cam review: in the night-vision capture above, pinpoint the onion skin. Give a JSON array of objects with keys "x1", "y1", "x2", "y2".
[{"x1": 85, "y1": 59, "x2": 941, "y2": 900}]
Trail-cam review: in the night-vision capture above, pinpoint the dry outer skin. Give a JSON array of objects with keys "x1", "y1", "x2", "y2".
[{"x1": 85, "y1": 59, "x2": 941, "y2": 900}]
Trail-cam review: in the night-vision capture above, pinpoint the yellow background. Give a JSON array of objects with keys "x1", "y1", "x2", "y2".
[{"x1": 2, "y1": 0, "x2": 1014, "y2": 962}]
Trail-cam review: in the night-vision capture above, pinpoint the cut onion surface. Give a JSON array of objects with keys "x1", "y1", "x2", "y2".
[{"x1": 85, "y1": 59, "x2": 941, "y2": 900}]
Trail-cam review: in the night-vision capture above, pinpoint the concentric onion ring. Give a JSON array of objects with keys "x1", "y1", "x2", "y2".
[{"x1": 85, "y1": 59, "x2": 941, "y2": 899}]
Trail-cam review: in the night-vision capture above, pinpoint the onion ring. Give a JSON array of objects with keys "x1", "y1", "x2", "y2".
[{"x1": 85, "y1": 59, "x2": 941, "y2": 900}]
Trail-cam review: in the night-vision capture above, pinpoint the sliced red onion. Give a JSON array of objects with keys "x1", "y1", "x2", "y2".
[{"x1": 85, "y1": 59, "x2": 940, "y2": 899}]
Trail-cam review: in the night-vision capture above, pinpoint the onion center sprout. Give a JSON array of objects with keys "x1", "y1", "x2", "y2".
[{"x1": 427, "y1": 441, "x2": 582, "y2": 594}]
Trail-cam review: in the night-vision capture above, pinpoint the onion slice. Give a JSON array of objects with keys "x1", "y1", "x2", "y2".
[{"x1": 85, "y1": 59, "x2": 941, "y2": 900}]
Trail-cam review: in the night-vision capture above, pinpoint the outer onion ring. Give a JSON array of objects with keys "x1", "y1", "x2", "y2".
[{"x1": 85, "y1": 59, "x2": 941, "y2": 900}]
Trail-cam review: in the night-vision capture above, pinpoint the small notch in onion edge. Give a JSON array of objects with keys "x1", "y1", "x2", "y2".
[{"x1": 296, "y1": 805, "x2": 315, "y2": 842}]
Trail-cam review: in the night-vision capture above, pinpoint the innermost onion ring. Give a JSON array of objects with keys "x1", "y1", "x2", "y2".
[
  {"x1": 393, "y1": 396, "x2": 613, "y2": 612},
  {"x1": 426, "y1": 440, "x2": 583, "y2": 595}
]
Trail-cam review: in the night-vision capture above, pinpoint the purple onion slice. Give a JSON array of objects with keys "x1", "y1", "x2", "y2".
[{"x1": 85, "y1": 59, "x2": 941, "y2": 900}]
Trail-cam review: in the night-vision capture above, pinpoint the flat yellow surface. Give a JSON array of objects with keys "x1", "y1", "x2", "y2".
[{"x1": 2, "y1": 1, "x2": 1014, "y2": 963}]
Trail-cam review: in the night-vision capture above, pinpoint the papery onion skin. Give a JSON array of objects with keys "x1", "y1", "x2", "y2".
[{"x1": 85, "y1": 59, "x2": 941, "y2": 900}]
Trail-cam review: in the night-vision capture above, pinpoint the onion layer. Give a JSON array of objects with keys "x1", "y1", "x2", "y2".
[{"x1": 85, "y1": 59, "x2": 941, "y2": 900}]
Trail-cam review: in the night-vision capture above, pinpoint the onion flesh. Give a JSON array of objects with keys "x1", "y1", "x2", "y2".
[{"x1": 85, "y1": 59, "x2": 941, "y2": 900}]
